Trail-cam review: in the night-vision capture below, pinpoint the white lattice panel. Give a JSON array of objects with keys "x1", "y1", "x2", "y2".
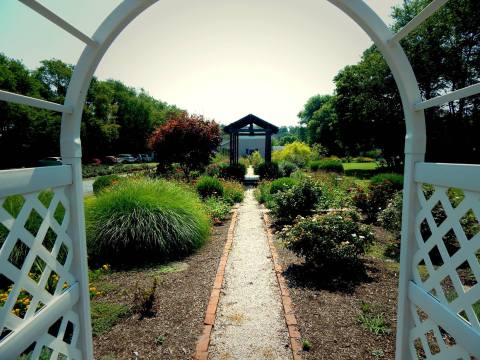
[
  {"x1": 0, "y1": 167, "x2": 83, "y2": 359},
  {"x1": 410, "y1": 164, "x2": 480, "y2": 359}
]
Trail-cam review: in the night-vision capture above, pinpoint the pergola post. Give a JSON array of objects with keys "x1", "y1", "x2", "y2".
[
  {"x1": 265, "y1": 131, "x2": 272, "y2": 163},
  {"x1": 229, "y1": 133, "x2": 234, "y2": 165}
]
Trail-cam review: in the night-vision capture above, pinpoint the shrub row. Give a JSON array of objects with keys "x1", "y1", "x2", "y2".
[
  {"x1": 309, "y1": 158, "x2": 344, "y2": 173},
  {"x1": 83, "y1": 163, "x2": 156, "y2": 178}
]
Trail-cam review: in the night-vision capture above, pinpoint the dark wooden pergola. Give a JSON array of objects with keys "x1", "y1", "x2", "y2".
[{"x1": 224, "y1": 114, "x2": 279, "y2": 165}]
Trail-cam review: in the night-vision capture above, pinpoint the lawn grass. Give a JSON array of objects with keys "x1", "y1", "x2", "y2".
[{"x1": 343, "y1": 162, "x2": 378, "y2": 171}]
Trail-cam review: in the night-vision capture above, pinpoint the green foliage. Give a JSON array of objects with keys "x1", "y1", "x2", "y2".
[
  {"x1": 309, "y1": 158, "x2": 344, "y2": 173},
  {"x1": 353, "y1": 175, "x2": 403, "y2": 223},
  {"x1": 311, "y1": 172, "x2": 355, "y2": 210},
  {"x1": 204, "y1": 197, "x2": 231, "y2": 224},
  {"x1": 221, "y1": 180, "x2": 245, "y2": 204},
  {"x1": 254, "y1": 181, "x2": 274, "y2": 207},
  {"x1": 220, "y1": 163, "x2": 247, "y2": 181},
  {"x1": 278, "y1": 161, "x2": 298, "y2": 177},
  {"x1": 255, "y1": 161, "x2": 280, "y2": 180},
  {"x1": 281, "y1": 211, "x2": 374, "y2": 271},
  {"x1": 299, "y1": 0, "x2": 480, "y2": 165},
  {"x1": 356, "y1": 301, "x2": 391, "y2": 336},
  {"x1": 370, "y1": 173, "x2": 404, "y2": 188},
  {"x1": 272, "y1": 141, "x2": 312, "y2": 168},
  {"x1": 86, "y1": 178, "x2": 210, "y2": 267},
  {"x1": 196, "y1": 176, "x2": 224, "y2": 198},
  {"x1": 155, "y1": 335, "x2": 166, "y2": 346},
  {"x1": 247, "y1": 150, "x2": 263, "y2": 168},
  {"x1": 378, "y1": 191, "x2": 403, "y2": 239},
  {"x1": 352, "y1": 156, "x2": 375, "y2": 163},
  {"x1": 269, "y1": 177, "x2": 299, "y2": 194},
  {"x1": 0, "y1": 53, "x2": 182, "y2": 169},
  {"x1": 91, "y1": 301, "x2": 131, "y2": 337},
  {"x1": 83, "y1": 163, "x2": 156, "y2": 178},
  {"x1": 93, "y1": 175, "x2": 122, "y2": 195},
  {"x1": 302, "y1": 339, "x2": 312, "y2": 351},
  {"x1": 271, "y1": 180, "x2": 321, "y2": 224},
  {"x1": 132, "y1": 277, "x2": 158, "y2": 318}
]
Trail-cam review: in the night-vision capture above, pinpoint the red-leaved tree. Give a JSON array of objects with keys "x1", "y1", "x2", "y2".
[{"x1": 148, "y1": 112, "x2": 221, "y2": 178}]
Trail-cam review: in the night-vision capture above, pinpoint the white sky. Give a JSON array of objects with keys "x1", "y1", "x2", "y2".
[{"x1": 0, "y1": 0, "x2": 403, "y2": 126}]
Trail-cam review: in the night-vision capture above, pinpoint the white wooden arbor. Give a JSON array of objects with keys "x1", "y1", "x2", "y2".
[{"x1": 0, "y1": 0, "x2": 479, "y2": 359}]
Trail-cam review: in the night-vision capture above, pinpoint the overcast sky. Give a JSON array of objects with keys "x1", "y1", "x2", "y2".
[{"x1": 0, "y1": 0, "x2": 403, "y2": 126}]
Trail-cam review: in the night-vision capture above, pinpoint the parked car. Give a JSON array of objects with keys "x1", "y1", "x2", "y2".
[
  {"x1": 117, "y1": 154, "x2": 136, "y2": 163},
  {"x1": 38, "y1": 157, "x2": 62, "y2": 166},
  {"x1": 103, "y1": 156, "x2": 119, "y2": 164}
]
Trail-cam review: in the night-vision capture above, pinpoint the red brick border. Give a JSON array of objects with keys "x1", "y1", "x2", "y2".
[
  {"x1": 193, "y1": 208, "x2": 239, "y2": 360},
  {"x1": 263, "y1": 210, "x2": 303, "y2": 360}
]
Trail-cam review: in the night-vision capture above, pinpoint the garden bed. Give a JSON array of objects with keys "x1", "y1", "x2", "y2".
[
  {"x1": 272, "y1": 228, "x2": 399, "y2": 360},
  {"x1": 91, "y1": 216, "x2": 232, "y2": 359}
]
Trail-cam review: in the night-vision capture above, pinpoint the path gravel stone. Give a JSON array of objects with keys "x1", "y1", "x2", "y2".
[{"x1": 209, "y1": 189, "x2": 291, "y2": 360}]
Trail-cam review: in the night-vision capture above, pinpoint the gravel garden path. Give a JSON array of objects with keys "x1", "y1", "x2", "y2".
[{"x1": 209, "y1": 189, "x2": 291, "y2": 360}]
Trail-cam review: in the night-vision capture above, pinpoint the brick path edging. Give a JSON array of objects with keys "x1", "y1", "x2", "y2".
[
  {"x1": 193, "y1": 208, "x2": 239, "y2": 360},
  {"x1": 263, "y1": 210, "x2": 303, "y2": 360}
]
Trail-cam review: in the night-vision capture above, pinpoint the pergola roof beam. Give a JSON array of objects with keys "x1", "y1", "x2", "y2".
[
  {"x1": 413, "y1": 83, "x2": 480, "y2": 111},
  {"x1": 389, "y1": 0, "x2": 449, "y2": 43},
  {"x1": 0, "y1": 90, "x2": 72, "y2": 113},
  {"x1": 18, "y1": 0, "x2": 97, "y2": 47}
]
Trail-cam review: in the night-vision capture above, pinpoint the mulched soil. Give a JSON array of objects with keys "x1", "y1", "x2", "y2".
[
  {"x1": 273, "y1": 227, "x2": 400, "y2": 360},
  {"x1": 92, "y1": 217, "x2": 231, "y2": 360}
]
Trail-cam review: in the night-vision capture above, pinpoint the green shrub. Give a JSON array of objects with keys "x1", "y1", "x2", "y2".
[
  {"x1": 248, "y1": 150, "x2": 263, "y2": 168},
  {"x1": 205, "y1": 163, "x2": 222, "y2": 177},
  {"x1": 86, "y1": 178, "x2": 210, "y2": 266},
  {"x1": 309, "y1": 158, "x2": 344, "y2": 173},
  {"x1": 352, "y1": 156, "x2": 375, "y2": 163},
  {"x1": 271, "y1": 180, "x2": 321, "y2": 224},
  {"x1": 204, "y1": 197, "x2": 231, "y2": 224},
  {"x1": 272, "y1": 141, "x2": 312, "y2": 168},
  {"x1": 378, "y1": 191, "x2": 403, "y2": 238},
  {"x1": 254, "y1": 181, "x2": 274, "y2": 207},
  {"x1": 370, "y1": 173, "x2": 403, "y2": 188},
  {"x1": 279, "y1": 161, "x2": 298, "y2": 177},
  {"x1": 93, "y1": 175, "x2": 122, "y2": 195},
  {"x1": 269, "y1": 177, "x2": 299, "y2": 194},
  {"x1": 353, "y1": 178, "x2": 402, "y2": 223},
  {"x1": 281, "y1": 211, "x2": 373, "y2": 271},
  {"x1": 220, "y1": 163, "x2": 246, "y2": 181},
  {"x1": 255, "y1": 161, "x2": 280, "y2": 180},
  {"x1": 222, "y1": 180, "x2": 244, "y2": 204},
  {"x1": 196, "y1": 176, "x2": 224, "y2": 198}
]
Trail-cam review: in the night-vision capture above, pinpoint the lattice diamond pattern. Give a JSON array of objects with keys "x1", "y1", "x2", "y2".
[
  {"x1": 0, "y1": 187, "x2": 81, "y2": 358},
  {"x1": 411, "y1": 184, "x2": 480, "y2": 358}
]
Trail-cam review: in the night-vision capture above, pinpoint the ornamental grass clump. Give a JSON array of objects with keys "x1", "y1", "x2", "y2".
[
  {"x1": 281, "y1": 211, "x2": 373, "y2": 272},
  {"x1": 86, "y1": 178, "x2": 210, "y2": 267}
]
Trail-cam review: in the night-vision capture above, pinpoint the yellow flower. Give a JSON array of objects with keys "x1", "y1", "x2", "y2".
[
  {"x1": 102, "y1": 264, "x2": 110, "y2": 271},
  {"x1": 89, "y1": 287, "x2": 96, "y2": 292}
]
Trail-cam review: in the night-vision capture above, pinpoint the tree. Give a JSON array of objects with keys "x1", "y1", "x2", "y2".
[
  {"x1": 148, "y1": 113, "x2": 221, "y2": 177},
  {"x1": 0, "y1": 54, "x2": 184, "y2": 168},
  {"x1": 300, "y1": 0, "x2": 479, "y2": 166}
]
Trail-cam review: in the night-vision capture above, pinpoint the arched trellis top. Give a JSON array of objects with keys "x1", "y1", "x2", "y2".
[
  {"x1": 224, "y1": 114, "x2": 279, "y2": 164},
  {"x1": 0, "y1": 1, "x2": 479, "y2": 359}
]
